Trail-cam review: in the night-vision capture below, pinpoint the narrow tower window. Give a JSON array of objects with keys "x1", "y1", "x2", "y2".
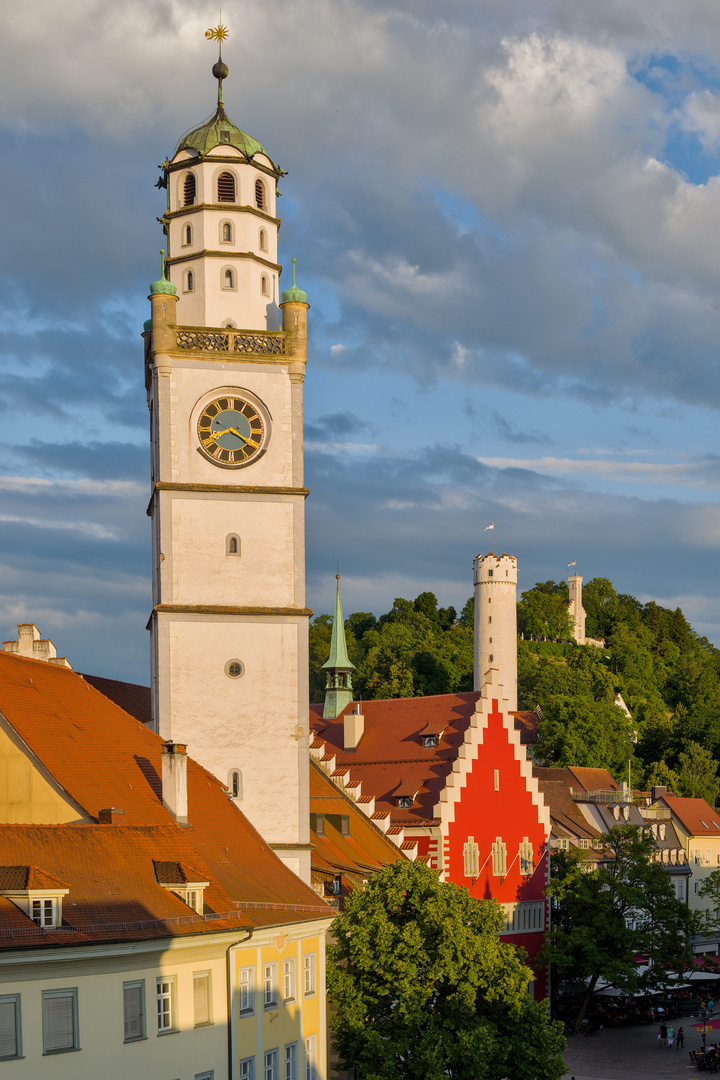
[
  {"x1": 226, "y1": 534, "x2": 240, "y2": 555},
  {"x1": 261, "y1": 274, "x2": 269, "y2": 296},
  {"x1": 183, "y1": 172, "x2": 196, "y2": 206},
  {"x1": 184, "y1": 224, "x2": 192, "y2": 245},
  {"x1": 185, "y1": 269, "x2": 194, "y2": 293},
  {"x1": 259, "y1": 228, "x2": 267, "y2": 251},
  {"x1": 222, "y1": 222, "x2": 233, "y2": 243},
  {"x1": 217, "y1": 171, "x2": 236, "y2": 202},
  {"x1": 255, "y1": 178, "x2": 265, "y2": 209},
  {"x1": 223, "y1": 268, "x2": 235, "y2": 290},
  {"x1": 228, "y1": 770, "x2": 243, "y2": 799}
]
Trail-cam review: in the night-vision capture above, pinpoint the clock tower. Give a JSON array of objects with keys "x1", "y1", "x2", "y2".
[{"x1": 145, "y1": 47, "x2": 312, "y2": 882}]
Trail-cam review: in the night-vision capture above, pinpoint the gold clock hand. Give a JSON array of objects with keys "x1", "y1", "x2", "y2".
[
  {"x1": 207, "y1": 427, "x2": 232, "y2": 440},
  {"x1": 228, "y1": 427, "x2": 260, "y2": 449}
]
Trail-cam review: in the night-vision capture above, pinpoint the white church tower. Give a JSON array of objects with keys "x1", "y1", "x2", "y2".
[
  {"x1": 144, "y1": 41, "x2": 312, "y2": 881},
  {"x1": 473, "y1": 552, "x2": 518, "y2": 713},
  {"x1": 567, "y1": 572, "x2": 587, "y2": 645}
]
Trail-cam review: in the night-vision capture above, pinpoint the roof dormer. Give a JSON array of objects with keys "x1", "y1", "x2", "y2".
[
  {"x1": 0, "y1": 866, "x2": 70, "y2": 928},
  {"x1": 153, "y1": 861, "x2": 209, "y2": 914}
]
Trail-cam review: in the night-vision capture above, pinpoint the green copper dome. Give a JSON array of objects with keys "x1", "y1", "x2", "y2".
[
  {"x1": 281, "y1": 258, "x2": 308, "y2": 304},
  {"x1": 150, "y1": 250, "x2": 177, "y2": 296},
  {"x1": 174, "y1": 106, "x2": 268, "y2": 162}
]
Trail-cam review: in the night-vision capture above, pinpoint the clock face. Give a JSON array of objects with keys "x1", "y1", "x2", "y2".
[{"x1": 197, "y1": 395, "x2": 267, "y2": 468}]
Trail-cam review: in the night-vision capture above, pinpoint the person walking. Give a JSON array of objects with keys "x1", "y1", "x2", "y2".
[
  {"x1": 668, "y1": 1024, "x2": 675, "y2": 1046},
  {"x1": 677, "y1": 1025, "x2": 685, "y2": 1049},
  {"x1": 659, "y1": 1022, "x2": 668, "y2": 1046}
]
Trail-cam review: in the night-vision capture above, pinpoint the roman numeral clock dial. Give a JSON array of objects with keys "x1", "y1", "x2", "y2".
[{"x1": 196, "y1": 395, "x2": 268, "y2": 468}]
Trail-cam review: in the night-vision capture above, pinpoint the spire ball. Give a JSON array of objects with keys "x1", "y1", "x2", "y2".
[{"x1": 212, "y1": 59, "x2": 229, "y2": 81}]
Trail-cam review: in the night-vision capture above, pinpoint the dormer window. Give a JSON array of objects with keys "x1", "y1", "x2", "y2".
[
  {"x1": 218, "y1": 172, "x2": 236, "y2": 202},
  {"x1": 397, "y1": 796, "x2": 412, "y2": 809},
  {"x1": 423, "y1": 735, "x2": 439, "y2": 749},
  {"x1": 154, "y1": 861, "x2": 209, "y2": 914},
  {"x1": 183, "y1": 172, "x2": 196, "y2": 206},
  {"x1": 311, "y1": 813, "x2": 325, "y2": 836},
  {"x1": 220, "y1": 131, "x2": 230, "y2": 143},
  {"x1": 0, "y1": 866, "x2": 70, "y2": 929}
]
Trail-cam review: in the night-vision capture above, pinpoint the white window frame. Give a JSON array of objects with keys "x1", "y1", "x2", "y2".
[
  {"x1": 239, "y1": 1057, "x2": 256, "y2": 1080},
  {"x1": 264, "y1": 1048, "x2": 279, "y2": 1080},
  {"x1": 519, "y1": 837, "x2": 534, "y2": 876},
  {"x1": 0, "y1": 994, "x2": 21, "y2": 1060},
  {"x1": 123, "y1": 980, "x2": 146, "y2": 1042},
  {"x1": 283, "y1": 958, "x2": 296, "y2": 1003},
  {"x1": 196, "y1": 1073, "x2": 214, "y2": 1080},
  {"x1": 263, "y1": 962, "x2": 278, "y2": 1009},
  {"x1": 156, "y1": 976, "x2": 177, "y2": 1034},
  {"x1": 491, "y1": 838, "x2": 507, "y2": 877},
  {"x1": 463, "y1": 838, "x2": 479, "y2": 878},
  {"x1": 32, "y1": 897, "x2": 58, "y2": 927},
  {"x1": 193, "y1": 970, "x2": 213, "y2": 1027},
  {"x1": 238, "y1": 966, "x2": 254, "y2": 1015},
  {"x1": 305, "y1": 1034, "x2": 317, "y2": 1080},
  {"x1": 303, "y1": 954, "x2": 316, "y2": 997},
  {"x1": 42, "y1": 987, "x2": 78, "y2": 1054},
  {"x1": 284, "y1": 1042, "x2": 297, "y2": 1080}
]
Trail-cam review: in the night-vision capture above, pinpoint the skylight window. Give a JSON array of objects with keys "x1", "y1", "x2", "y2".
[{"x1": 702, "y1": 820, "x2": 709, "y2": 828}]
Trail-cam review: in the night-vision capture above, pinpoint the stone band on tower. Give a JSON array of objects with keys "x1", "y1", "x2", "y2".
[{"x1": 473, "y1": 552, "x2": 517, "y2": 712}]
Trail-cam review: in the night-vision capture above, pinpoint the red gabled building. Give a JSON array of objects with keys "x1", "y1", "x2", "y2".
[{"x1": 309, "y1": 669, "x2": 551, "y2": 996}]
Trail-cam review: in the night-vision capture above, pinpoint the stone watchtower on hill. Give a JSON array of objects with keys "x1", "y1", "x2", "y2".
[
  {"x1": 322, "y1": 576, "x2": 355, "y2": 719},
  {"x1": 473, "y1": 552, "x2": 518, "y2": 712}
]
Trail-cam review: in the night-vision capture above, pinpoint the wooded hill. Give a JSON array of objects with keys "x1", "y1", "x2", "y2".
[{"x1": 308, "y1": 579, "x2": 720, "y2": 804}]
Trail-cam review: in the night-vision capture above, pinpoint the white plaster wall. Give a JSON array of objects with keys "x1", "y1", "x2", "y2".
[
  {"x1": 160, "y1": 362, "x2": 295, "y2": 488},
  {"x1": 163, "y1": 615, "x2": 304, "y2": 846},
  {"x1": 168, "y1": 497, "x2": 295, "y2": 607},
  {"x1": 473, "y1": 553, "x2": 518, "y2": 712}
]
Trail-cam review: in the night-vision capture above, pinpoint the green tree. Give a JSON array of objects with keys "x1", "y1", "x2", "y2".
[
  {"x1": 327, "y1": 861, "x2": 566, "y2": 1080},
  {"x1": 517, "y1": 583, "x2": 573, "y2": 641},
  {"x1": 541, "y1": 826, "x2": 696, "y2": 1030},
  {"x1": 676, "y1": 741, "x2": 720, "y2": 806}
]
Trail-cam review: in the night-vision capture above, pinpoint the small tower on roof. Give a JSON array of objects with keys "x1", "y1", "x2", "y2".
[{"x1": 322, "y1": 575, "x2": 355, "y2": 719}]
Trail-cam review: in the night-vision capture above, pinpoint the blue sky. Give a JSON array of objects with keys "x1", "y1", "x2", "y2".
[{"x1": 1, "y1": 0, "x2": 720, "y2": 682}]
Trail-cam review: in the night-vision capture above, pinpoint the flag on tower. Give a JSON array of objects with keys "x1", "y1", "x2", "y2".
[
  {"x1": 484, "y1": 523, "x2": 494, "y2": 531},
  {"x1": 568, "y1": 561, "x2": 576, "y2": 568}
]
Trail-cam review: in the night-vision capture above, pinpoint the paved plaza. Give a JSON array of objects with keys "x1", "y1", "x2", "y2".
[{"x1": 562, "y1": 1019, "x2": 712, "y2": 1079}]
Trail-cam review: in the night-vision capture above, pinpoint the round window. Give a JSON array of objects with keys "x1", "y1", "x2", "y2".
[{"x1": 225, "y1": 659, "x2": 245, "y2": 679}]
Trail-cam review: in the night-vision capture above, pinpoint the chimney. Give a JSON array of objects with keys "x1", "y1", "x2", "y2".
[
  {"x1": 344, "y1": 704, "x2": 364, "y2": 751},
  {"x1": 162, "y1": 742, "x2": 188, "y2": 824},
  {"x1": 98, "y1": 807, "x2": 125, "y2": 824},
  {"x1": 652, "y1": 785, "x2": 667, "y2": 801}
]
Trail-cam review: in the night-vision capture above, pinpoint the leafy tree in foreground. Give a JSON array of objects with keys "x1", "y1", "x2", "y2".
[
  {"x1": 327, "y1": 861, "x2": 565, "y2": 1080},
  {"x1": 541, "y1": 825, "x2": 697, "y2": 1031}
]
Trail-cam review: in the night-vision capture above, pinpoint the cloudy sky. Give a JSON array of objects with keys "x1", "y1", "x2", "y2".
[{"x1": 1, "y1": 0, "x2": 720, "y2": 682}]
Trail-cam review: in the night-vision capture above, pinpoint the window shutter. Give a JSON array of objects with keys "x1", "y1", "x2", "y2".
[
  {"x1": 123, "y1": 984, "x2": 143, "y2": 1040},
  {"x1": 0, "y1": 1000, "x2": 17, "y2": 1058},
  {"x1": 218, "y1": 172, "x2": 236, "y2": 202},
  {"x1": 43, "y1": 993, "x2": 74, "y2": 1052},
  {"x1": 194, "y1": 974, "x2": 210, "y2": 1025}
]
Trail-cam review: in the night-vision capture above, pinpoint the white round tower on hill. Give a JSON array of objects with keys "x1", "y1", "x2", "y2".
[{"x1": 473, "y1": 552, "x2": 517, "y2": 712}]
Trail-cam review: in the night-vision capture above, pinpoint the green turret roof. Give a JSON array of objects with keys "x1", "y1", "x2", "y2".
[
  {"x1": 173, "y1": 56, "x2": 275, "y2": 168},
  {"x1": 281, "y1": 258, "x2": 308, "y2": 304},
  {"x1": 149, "y1": 250, "x2": 177, "y2": 296},
  {"x1": 322, "y1": 576, "x2": 354, "y2": 672}
]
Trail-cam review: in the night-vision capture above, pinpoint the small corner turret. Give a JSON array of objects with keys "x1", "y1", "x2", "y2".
[{"x1": 322, "y1": 575, "x2": 355, "y2": 719}]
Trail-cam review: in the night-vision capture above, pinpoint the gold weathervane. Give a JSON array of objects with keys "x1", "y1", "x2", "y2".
[{"x1": 205, "y1": 24, "x2": 229, "y2": 43}]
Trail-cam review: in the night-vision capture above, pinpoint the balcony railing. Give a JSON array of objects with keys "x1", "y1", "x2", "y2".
[
  {"x1": 500, "y1": 900, "x2": 545, "y2": 935},
  {"x1": 174, "y1": 327, "x2": 286, "y2": 357}
]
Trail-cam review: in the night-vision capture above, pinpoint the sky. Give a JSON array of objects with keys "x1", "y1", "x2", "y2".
[{"x1": 1, "y1": 0, "x2": 720, "y2": 683}]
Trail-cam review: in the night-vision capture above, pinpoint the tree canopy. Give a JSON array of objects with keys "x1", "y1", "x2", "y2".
[
  {"x1": 327, "y1": 860, "x2": 566, "y2": 1080},
  {"x1": 309, "y1": 577, "x2": 720, "y2": 799},
  {"x1": 541, "y1": 825, "x2": 697, "y2": 1030}
]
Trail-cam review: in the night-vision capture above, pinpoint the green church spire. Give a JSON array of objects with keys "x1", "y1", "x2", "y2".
[{"x1": 322, "y1": 574, "x2": 355, "y2": 719}]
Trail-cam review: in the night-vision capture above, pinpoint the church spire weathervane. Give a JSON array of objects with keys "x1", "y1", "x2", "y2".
[{"x1": 205, "y1": 20, "x2": 229, "y2": 112}]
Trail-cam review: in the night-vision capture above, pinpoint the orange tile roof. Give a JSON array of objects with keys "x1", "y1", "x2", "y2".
[
  {"x1": 662, "y1": 796, "x2": 720, "y2": 836},
  {"x1": 81, "y1": 673, "x2": 152, "y2": 725},
  {"x1": 0, "y1": 652, "x2": 331, "y2": 945},
  {"x1": 309, "y1": 763, "x2": 405, "y2": 879},
  {"x1": 0, "y1": 866, "x2": 71, "y2": 890},
  {"x1": 566, "y1": 767, "x2": 619, "y2": 792}
]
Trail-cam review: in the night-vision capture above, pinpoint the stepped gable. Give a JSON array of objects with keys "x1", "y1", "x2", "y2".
[
  {"x1": 0, "y1": 650, "x2": 329, "y2": 938},
  {"x1": 309, "y1": 691, "x2": 542, "y2": 828},
  {"x1": 309, "y1": 762, "x2": 405, "y2": 879}
]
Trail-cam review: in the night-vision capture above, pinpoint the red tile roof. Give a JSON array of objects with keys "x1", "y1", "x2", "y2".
[
  {"x1": 309, "y1": 763, "x2": 405, "y2": 880},
  {"x1": 81, "y1": 673, "x2": 152, "y2": 725},
  {"x1": 0, "y1": 652, "x2": 331, "y2": 946},
  {"x1": 662, "y1": 796, "x2": 720, "y2": 836},
  {"x1": 0, "y1": 866, "x2": 71, "y2": 890}
]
